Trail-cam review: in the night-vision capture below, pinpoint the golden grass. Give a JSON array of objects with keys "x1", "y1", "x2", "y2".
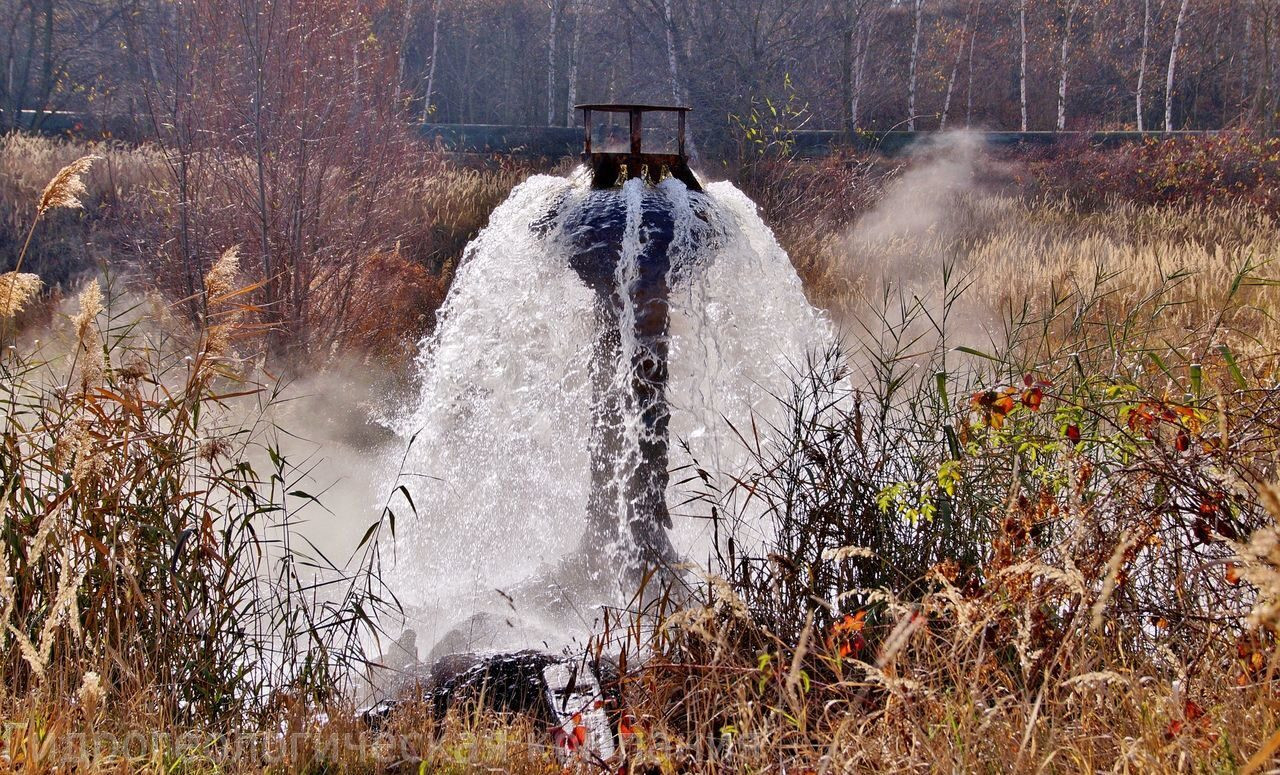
[
  {"x1": 0, "y1": 271, "x2": 41, "y2": 317},
  {"x1": 36, "y1": 155, "x2": 100, "y2": 217},
  {"x1": 797, "y1": 194, "x2": 1280, "y2": 351},
  {"x1": 4, "y1": 143, "x2": 1280, "y2": 772}
]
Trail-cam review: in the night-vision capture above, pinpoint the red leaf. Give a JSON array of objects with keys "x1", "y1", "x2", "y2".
[
  {"x1": 1184, "y1": 700, "x2": 1205, "y2": 722},
  {"x1": 833, "y1": 611, "x2": 867, "y2": 634}
]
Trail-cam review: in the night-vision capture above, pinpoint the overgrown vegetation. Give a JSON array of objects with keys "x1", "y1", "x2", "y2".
[
  {"x1": 5, "y1": 136, "x2": 1280, "y2": 772},
  {"x1": 0, "y1": 135, "x2": 539, "y2": 368},
  {"x1": 595, "y1": 140, "x2": 1280, "y2": 772},
  {"x1": 1, "y1": 160, "x2": 404, "y2": 757}
]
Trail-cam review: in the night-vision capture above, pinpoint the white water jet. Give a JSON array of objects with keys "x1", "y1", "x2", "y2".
[{"x1": 381, "y1": 170, "x2": 833, "y2": 658}]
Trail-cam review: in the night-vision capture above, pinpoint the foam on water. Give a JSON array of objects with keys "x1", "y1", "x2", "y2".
[{"x1": 382, "y1": 170, "x2": 832, "y2": 656}]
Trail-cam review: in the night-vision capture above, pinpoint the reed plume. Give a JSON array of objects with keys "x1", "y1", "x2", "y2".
[
  {"x1": 3, "y1": 155, "x2": 100, "y2": 332},
  {"x1": 77, "y1": 670, "x2": 104, "y2": 719},
  {"x1": 72, "y1": 281, "x2": 104, "y2": 393},
  {"x1": 203, "y1": 245, "x2": 242, "y2": 363},
  {"x1": 0, "y1": 272, "x2": 41, "y2": 318},
  {"x1": 204, "y1": 245, "x2": 240, "y2": 301},
  {"x1": 36, "y1": 155, "x2": 101, "y2": 217}
]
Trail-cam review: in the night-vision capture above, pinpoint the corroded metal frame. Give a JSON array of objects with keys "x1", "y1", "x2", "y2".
[{"x1": 576, "y1": 104, "x2": 701, "y2": 191}]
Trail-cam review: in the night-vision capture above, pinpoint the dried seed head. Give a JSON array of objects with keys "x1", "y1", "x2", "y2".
[
  {"x1": 1241, "y1": 484, "x2": 1280, "y2": 634},
  {"x1": 0, "y1": 272, "x2": 42, "y2": 318},
  {"x1": 37, "y1": 155, "x2": 101, "y2": 217},
  {"x1": 198, "y1": 436, "x2": 233, "y2": 463},
  {"x1": 77, "y1": 670, "x2": 104, "y2": 717},
  {"x1": 73, "y1": 282, "x2": 105, "y2": 392},
  {"x1": 73, "y1": 281, "x2": 103, "y2": 340},
  {"x1": 203, "y1": 246, "x2": 243, "y2": 363},
  {"x1": 116, "y1": 356, "x2": 148, "y2": 383},
  {"x1": 204, "y1": 245, "x2": 241, "y2": 302}
]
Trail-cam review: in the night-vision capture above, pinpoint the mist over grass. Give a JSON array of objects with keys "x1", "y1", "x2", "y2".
[{"x1": 4, "y1": 134, "x2": 1280, "y2": 772}]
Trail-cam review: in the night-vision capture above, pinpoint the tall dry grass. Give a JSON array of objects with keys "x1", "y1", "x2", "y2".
[
  {"x1": 0, "y1": 163, "x2": 406, "y2": 757},
  {"x1": 0, "y1": 134, "x2": 539, "y2": 368},
  {"x1": 5, "y1": 139, "x2": 1280, "y2": 772},
  {"x1": 588, "y1": 159, "x2": 1280, "y2": 772}
]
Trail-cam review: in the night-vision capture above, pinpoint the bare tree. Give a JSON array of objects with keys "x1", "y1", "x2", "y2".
[
  {"x1": 547, "y1": 0, "x2": 560, "y2": 126},
  {"x1": 423, "y1": 0, "x2": 441, "y2": 117},
  {"x1": 565, "y1": 0, "x2": 583, "y2": 126},
  {"x1": 395, "y1": 0, "x2": 416, "y2": 106},
  {"x1": 851, "y1": 3, "x2": 881, "y2": 129},
  {"x1": 1056, "y1": 0, "x2": 1080, "y2": 131},
  {"x1": 966, "y1": 0, "x2": 980, "y2": 126},
  {"x1": 132, "y1": 0, "x2": 414, "y2": 362},
  {"x1": 661, "y1": 0, "x2": 698, "y2": 158},
  {"x1": 907, "y1": 0, "x2": 924, "y2": 130},
  {"x1": 1136, "y1": 0, "x2": 1149, "y2": 131},
  {"x1": 942, "y1": 0, "x2": 978, "y2": 130},
  {"x1": 1019, "y1": 0, "x2": 1029, "y2": 131},
  {"x1": 662, "y1": 0, "x2": 683, "y2": 105},
  {"x1": 1165, "y1": 0, "x2": 1190, "y2": 131}
]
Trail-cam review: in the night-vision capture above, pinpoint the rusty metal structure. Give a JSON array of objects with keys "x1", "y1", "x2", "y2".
[{"x1": 577, "y1": 103, "x2": 701, "y2": 191}]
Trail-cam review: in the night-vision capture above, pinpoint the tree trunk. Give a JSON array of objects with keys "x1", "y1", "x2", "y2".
[
  {"x1": 662, "y1": 0, "x2": 681, "y2": 105},
  {"x1": 13, "y1": 1, "x2": 38, "y2": 128},
  {"x1": 31, "y1": 0, "x2": 52, "y2": 128},
  {"x1": 1165, "y1": 0, "x2": 1190, "y2": 131},
  {"x1": 565, "y1": 0, "x2": 582, "y2": 127},
  {"x1": 851, "y1": 13, "x2": 876, "y2": 128},
  {"x1": 423, "y1": 0, "x2": 440, "y2": 119},
  {"x1": 1136, "y1": 0, "x2": 1149, "y2": 131},
  {"x1": 1241, "y1": 8, "x2": 1251, "y2": 122},
  {"x1": 841, "y1": 6, "x2": 853, "y2": 130},
  {"x1": 1019, "y1": 0, "x2": 1028, "y2": 131},
  {"x1": 394, "y1": 0, "x2": 415, "y2": 107},
  {"x1": 966, "y1": 0, "x2": 980, "y2": 126},
  {"x1": 662, "y1": 0, "x2": 696, "y2": 158},
  {"x1": 1056, "y1": 0, "x2": 1077, "y2": 132},
  {"x1": 547, "y1": 0, "x2": 560, "y2": 126},
  {"x1": 941, "y1": 0, "x2": 976, "y2": 131},
  {"x1": 908, "y1": 0, "x2": 924, "y2": 131},
  {"x1": 242, "y1": 0, "x2": 279, "y2": 356}
]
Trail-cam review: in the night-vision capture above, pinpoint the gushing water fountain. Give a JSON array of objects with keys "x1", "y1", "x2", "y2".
[{"x1": 369, "y1": 106, "x2": 832, "y2": 757}]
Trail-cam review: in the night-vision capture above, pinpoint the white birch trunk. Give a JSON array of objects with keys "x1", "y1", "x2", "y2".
[
  {"x1": 663, "y1": 0, "x2": 697, "y2": 158},
  {"x1": 852, "y1": 16, "x2": 875, "y2": 128},
  {"x1": 908, "y1": 0, "x2": 924, "y2": 130},
  {"x1": 941, "y1": 1, "x2": 975, "y2": 131},
  {"x1": 1165, "y1": 0, "x2": 1190, "y2": 131},
  {"x1": 663, "y1": 0, "x2": 682, "y2": 104},
  {"x1": 547, "y1": 0, "x2": 560, "y2": 126},
  {"x1": 1019, "y1": 0, "x2": 1028, "y2": 131},
  {"x1": 565, "y1": 0, "x2": 582, "y2": 126},
  {"x1": 423, "y1": 0, "x2": 441, "y2": 118},
  {"x1": 395, "y1": 0, "x2": 416, "y2": 106},
  {"x1": 1137, "y1": 0, "x2": 1149, "y2": 131},
  {"x1": 1056, "y1": 1, "x2": 1077, "y2": 131},
  {"x1": 966, "y1": 1, "x2": 980, "y2": 126}
]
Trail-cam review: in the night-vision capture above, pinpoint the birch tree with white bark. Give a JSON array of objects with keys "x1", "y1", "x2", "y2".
[
  {"x1": 907, "y1": 0, "x2": 924, "y2": 131},
  {"x1": 547, "y1": 0, "x2": 561, "y2": 126},
  {"x1": 1019, "y1": 0, "x2": 1029, "y2": 131},
  {"x1": 941, "y1": 0, "x2": 978, "y2": 130},
  {"x1": 1136, "y1": 0, "x2": 1150, "y2": 131},
  {"x1": 423, "y1": 0, "x2": 441, "y2": 118},
  {"x1": 1165, "y1": 0, "x2": 1190, "y2": 131},
  {"x1": 1055, "y1": 0, "x2": 1080, "y2": 131},
  {"x1": 565, "y1": 0, "x2": 583, "y2": 126}
]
